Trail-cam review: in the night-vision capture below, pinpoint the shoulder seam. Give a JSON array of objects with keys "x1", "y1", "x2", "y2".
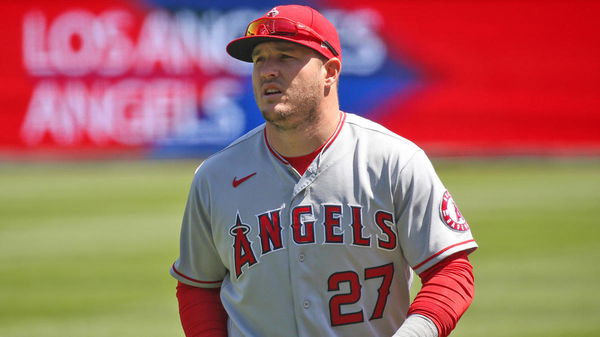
[{"x1": 398, "y1": 149, "x2": 424, "y2": 176}]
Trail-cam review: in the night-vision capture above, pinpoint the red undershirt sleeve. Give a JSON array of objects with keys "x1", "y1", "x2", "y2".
[
  {"x1": 407, "y1": 251, "x2": 475, "y2": 337},
  {"x1": 176, "y1": 281, "x2": 228, "y2": 337}
]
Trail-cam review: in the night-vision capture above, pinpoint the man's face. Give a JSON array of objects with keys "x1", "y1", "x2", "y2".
[{"x1": 251, "y1": 41, "x2": 325, "y2": 131}]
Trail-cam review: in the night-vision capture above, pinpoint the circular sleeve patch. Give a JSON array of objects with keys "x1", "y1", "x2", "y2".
[{"x1": 440, "y1": 191, "x2": 470, "y2": 232}]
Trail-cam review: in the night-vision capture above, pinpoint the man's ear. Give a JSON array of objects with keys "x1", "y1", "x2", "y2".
[{"x1": 323, "y1": 57, "x2": 341, "y2": 87}]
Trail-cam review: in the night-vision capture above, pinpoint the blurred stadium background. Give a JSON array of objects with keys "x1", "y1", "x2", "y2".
[{"x1": 1, "y1": 1, "x2": 599, "y2": 336}]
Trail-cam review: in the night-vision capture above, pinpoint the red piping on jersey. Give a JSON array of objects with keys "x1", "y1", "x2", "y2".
[
  {"x1": 322, "y1": 111, "x2": 346, "y2": 152},
  {"x1": 412, "y1": 240, "x2": 476, "y2": 271},
  {"x1": 263, "y1": 111, "x2": 346, "y2": 165},
  {"x1": 264, "y1": 130, "x2": 290, "y2": 165},
  {"x1": 172, "y1": 264, "x2": 222, "y2": 285}
]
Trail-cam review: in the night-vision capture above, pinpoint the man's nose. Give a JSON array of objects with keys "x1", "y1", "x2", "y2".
[{"x1": 259, "y1": 58, "x2": 279, "y2": 79}]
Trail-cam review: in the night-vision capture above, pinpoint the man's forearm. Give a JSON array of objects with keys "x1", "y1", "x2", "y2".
[
  {"x1": 393, "y1": 314, "x2": 438, "y2": 337},
  {"x1": 176, "y1": 282, "x2": 227, "y2": 337}
]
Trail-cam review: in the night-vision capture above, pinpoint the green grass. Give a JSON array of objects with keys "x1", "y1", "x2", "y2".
[
  {"x1": 0, "y1": 161, "x2": 196, "y2": 337},
  {"x1": 1, "y1": 158, "x2": 599, "y2": 337}
]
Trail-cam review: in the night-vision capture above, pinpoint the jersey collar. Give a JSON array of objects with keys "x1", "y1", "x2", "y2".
[{"x1": 263, "y1": 111, "x2": 346, "y2": 166}]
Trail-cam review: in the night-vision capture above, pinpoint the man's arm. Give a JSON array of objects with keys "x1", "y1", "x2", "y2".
[
  {"x1": 176, "y1": 282, "x2": 228, "y2": 337},
  {"x1": 394, "y1": 251, "x2": 475, "y2": 337}
]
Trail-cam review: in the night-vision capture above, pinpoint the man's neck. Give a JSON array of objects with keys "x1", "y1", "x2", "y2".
[{"x1": 265, "y1": 108, "x2": 342, "y2": 157}]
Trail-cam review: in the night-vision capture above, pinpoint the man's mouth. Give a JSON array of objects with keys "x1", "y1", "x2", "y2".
[
  {"x1": 261, "y1": 82, "x2": 284, "y2": 98},
  {"x1": 265, "y1": 89, "x2": 281, "y2": 96},
  {"x1": 264, "y1": 88, "x2": 282, "y2": 96}
]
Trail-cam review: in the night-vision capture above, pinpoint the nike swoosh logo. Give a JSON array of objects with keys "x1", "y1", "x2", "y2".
[{"x1": 232, "y1": 172, "x2": 257, "y2": 188}]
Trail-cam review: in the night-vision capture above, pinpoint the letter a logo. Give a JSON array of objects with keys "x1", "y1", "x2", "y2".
[{"x1": 230, "y1": 213, "x2": 257, "y2": 278}]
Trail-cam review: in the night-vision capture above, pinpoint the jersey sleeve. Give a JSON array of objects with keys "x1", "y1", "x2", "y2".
[
  {"x1": 395, "y1": 150, "x2": 478, "y2": 274},
  {"x1": 170, "y1": 165, "x2": 227, "y2": 288}
]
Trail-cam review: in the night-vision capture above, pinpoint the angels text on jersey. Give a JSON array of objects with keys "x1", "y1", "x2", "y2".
[{"x1": 230, "y1": 203, "x2": 397, "y2": 278}]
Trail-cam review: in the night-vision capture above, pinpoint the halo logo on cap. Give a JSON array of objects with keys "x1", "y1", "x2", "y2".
[
  {"x1": 266, "y1": 8, "x2": 279, "y2": 17},
  {"x1": 440, "y1": 191, "x2": 470, "y2": 232}
]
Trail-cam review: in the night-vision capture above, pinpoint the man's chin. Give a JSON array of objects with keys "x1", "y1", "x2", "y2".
[{"x1": 260, "y1": 106, "x2": 289, "y2": 123}]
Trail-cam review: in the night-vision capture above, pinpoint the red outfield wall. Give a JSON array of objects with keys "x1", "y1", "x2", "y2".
[
  {"x1": 342, "y1": 0, "x2": 600, "y2": 155},
  {"x1": 1, "y1": 0, "x2": 599, "y2": 159}
]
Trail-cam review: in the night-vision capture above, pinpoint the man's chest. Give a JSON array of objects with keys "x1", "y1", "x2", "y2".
[{"x1": 207, "y1": 167, "x2": 400, "y2": 277}]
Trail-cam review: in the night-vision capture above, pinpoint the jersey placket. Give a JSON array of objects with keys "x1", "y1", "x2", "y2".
[
  {"x1": 260, "y1": 136, "x2": 321, "y2": 337},
  {"x1": 286, "y1": 157, "x2": 323, "y2": 337}
]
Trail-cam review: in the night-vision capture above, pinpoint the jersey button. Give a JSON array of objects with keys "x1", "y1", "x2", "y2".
[
  {"x1": 298, "y1": 253, "x2": 305, "y2": 262},
  {"x1": 303, "y1": 300, "x2": 311, "y2": 309}
]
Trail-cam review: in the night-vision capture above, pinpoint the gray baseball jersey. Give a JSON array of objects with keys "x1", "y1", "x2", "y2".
[{"x1": 170, "y1": 112, "x2": 477, "y2": 337}]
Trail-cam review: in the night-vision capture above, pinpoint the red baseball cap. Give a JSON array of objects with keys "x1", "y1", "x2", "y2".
[{"x1": 227, "y1": 5, "x2": 342, "y2": 63}]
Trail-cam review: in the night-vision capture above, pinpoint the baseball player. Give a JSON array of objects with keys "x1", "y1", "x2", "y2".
[{"x1": 170, "y1": 4, "x2": 477, "y2": 337}]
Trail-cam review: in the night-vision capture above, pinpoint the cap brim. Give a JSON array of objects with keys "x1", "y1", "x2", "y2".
[{"x1": 226, "y1": 35, "x2": 331, "y2": 63}]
